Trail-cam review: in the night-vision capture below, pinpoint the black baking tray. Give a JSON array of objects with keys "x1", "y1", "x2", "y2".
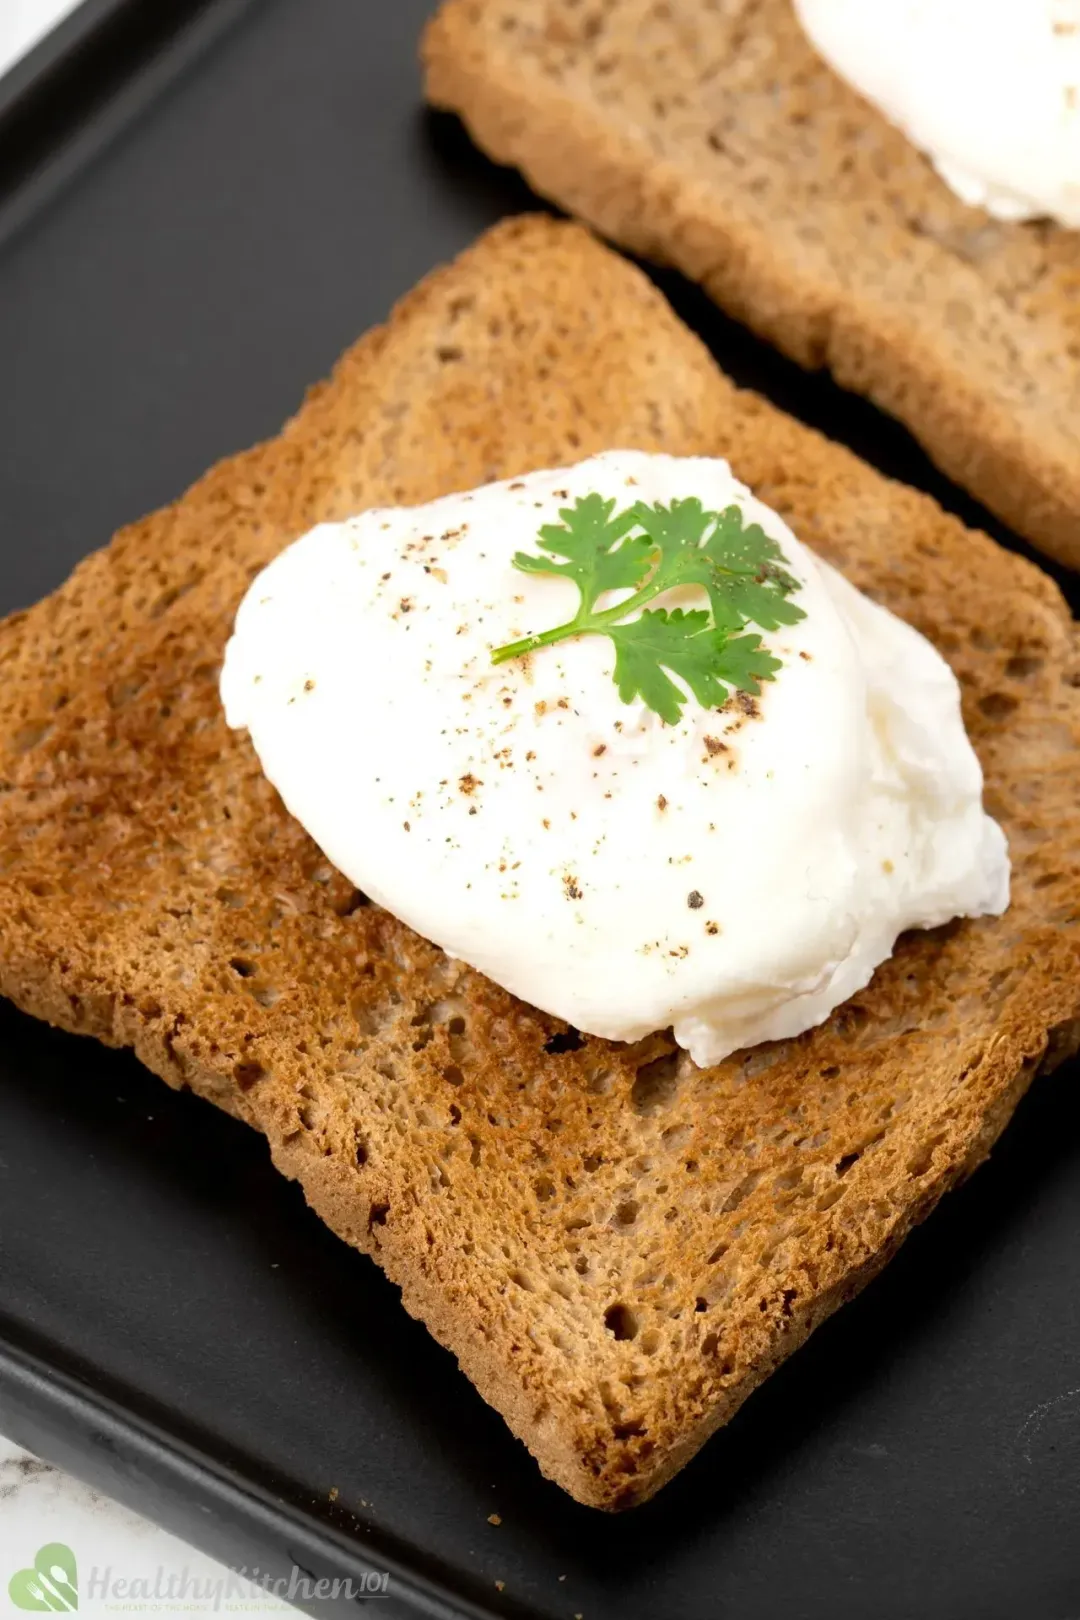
[{"x1": 1, "y1": 3, "x2": 1079, "y2": 1617}]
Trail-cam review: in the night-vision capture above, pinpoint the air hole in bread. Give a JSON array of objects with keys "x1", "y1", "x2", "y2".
[
  {"x1": 833, "y1": 1003, "x2": 870, "y2": 1039},
  {"x1": 604, "y1": 1303, "x2": 638, "y2": 1341},
  {"x1": 444, "y1": 1012, "x2": 473, "y2": 1065},
  {"x1": 979, "y1": 691, "x2": 1019, "y2": 720},
  {"x1": 336, "y1": 888, "x2": 370, "y2": 917},
  {"x1": 233, "y1": 1059, "x2": 266, "y2": 1091},
  {"x1": 631, "y1": 1052, "x2": 680, "y2": 1113},
  {"x1": 720, "y1": 1172, "x2": 758, "y2": 1213},
  {"x1": 544, "y1": 1026, "x2": 585, "y2": 1054},
  {"x1": 352, "y1": 991, "x2": 397, "y2": 1038},
  {"x1": 613, "y1": 1419, "x2": 646, "y2": 1440}
]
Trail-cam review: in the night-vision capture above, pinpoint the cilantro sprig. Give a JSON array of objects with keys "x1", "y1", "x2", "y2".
[{"x1": 491, "y1": 493, "x2": 805, "y2": 724}]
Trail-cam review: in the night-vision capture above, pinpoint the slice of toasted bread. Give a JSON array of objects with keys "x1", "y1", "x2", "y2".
[
  {"x1": 0, "y1": 217, "x2": 1077, "y2": 1510},
  {"x1": 423, "y1": 0, "x2": 1080, "y2": 571}
]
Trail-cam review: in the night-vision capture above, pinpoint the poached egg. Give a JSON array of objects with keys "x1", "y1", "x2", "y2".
[
  {"x1": 795, "y1": 0, "x2": 1080, "y2": 227},
  {"x1": 221, "y1": 452, "x2": 1009, "y2": 1067}
]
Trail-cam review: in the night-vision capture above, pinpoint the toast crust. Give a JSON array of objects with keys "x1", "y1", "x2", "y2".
[
  {"x1": 424, "y1": 0, "x2": 1080, "y2": 569},
  {"x1": 1, "y1": 218, "x2": 1078, "y2": 1508}
]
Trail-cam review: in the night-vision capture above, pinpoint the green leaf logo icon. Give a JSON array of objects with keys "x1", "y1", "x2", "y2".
[{"x1": 9, "y1": 1543, "x2": 78, "y2": 1611}]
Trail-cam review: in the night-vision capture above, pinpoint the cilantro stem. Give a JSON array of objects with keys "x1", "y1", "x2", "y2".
[
  {"x1": 490, "y1": 625, "x2": 580, "y2": 664},
  {"x1": 491, "y1": 583, "x2": 663, "y2": 666}
]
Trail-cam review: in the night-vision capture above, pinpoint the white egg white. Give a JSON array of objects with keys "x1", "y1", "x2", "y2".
[
  {"x1": 795, "y1": 0, "x2": 1080, "y2": 226},
  {"x1": 221, "y1": 451, "x2": 1009, "y2": 1066}
]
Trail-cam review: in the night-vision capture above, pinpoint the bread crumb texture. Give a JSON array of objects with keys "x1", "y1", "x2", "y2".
[
  {"x1": 0, "y1": 219, "x2": 1077, "y2": 1509},
  {"x1": 424, "y1": 0, "x2": 1080, "y2": 568}
]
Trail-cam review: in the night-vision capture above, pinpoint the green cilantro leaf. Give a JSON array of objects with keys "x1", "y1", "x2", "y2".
[
  {"x1": 611, "y1": 612, "x2": 780, "y2": 726},
  {"x1": 491, "y1": 490, "x2": 805, "y2": 722},
  {"x1": 631, "y1": 500, "x2": 806, "y2": 632},
  {"x1": 712, "y1": 576, "x2": 807, "y2": 633},
  {"x1": 703, "y1": 504, "x2": 799, "y2": 582},
  {"x1": 512, "y1": 493, "x2": 654, "y2": 609},
  {"x1": 710, "y1": 632, "x2": 784, "y2": 694}
]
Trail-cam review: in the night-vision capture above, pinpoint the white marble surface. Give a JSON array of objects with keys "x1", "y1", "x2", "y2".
[
  {"x1": 0, "y1": 0, "x2": 86, "y2": 79},
  {"x1": 0, "y1": 6, "x2": 301, "y2": 1605},
  {"x1": 0, "y1": 1438, "x2": 301, "y2": 1614}
]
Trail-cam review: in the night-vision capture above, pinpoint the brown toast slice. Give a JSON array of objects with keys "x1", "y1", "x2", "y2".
[
  {"x1": 423, "y1": 0, "x2": 1080, "y2": 570},
  {"x1": 1, "y1": 217, "x2": 1078, "y2": 1510}
]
